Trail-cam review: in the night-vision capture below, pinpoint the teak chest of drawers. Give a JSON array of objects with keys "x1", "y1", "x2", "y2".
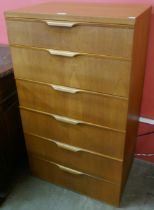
[{"x1": 5, "y1": 2, "x2": 151, "y2": 207}]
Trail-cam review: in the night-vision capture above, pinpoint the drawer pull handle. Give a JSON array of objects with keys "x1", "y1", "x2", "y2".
[
  {"x1": 56, "y1": 164, "x2": 83, "y2": 175},
  {"x1": 52, "y1": 114, "x2": 81, "y2": 125},
  {"x1": 45, "y1": 20, "x2": 77, "y2": 27},
  {"x1": 48, "y1": 49, "x2": 79, "y2": 57},
  {"x1": 55, "y1": 142, "x2": 81, "y2": 152},
  {"x1": 51, "y1": 84, "x2": 80, "y2": 94}
]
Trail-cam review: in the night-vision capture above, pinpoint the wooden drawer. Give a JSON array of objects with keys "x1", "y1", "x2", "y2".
[
  {"x1": 29, "y1": 155, "x2": 121, "y2": 206},
  {"x1": 11, "y1": 46, "x2": 131, "y2": 97},
  {"x1": 25, "y1": 133, "x2": 122, "y2": 183},
  {"x1": 20, "y1": 108, "x2": 125, "y2": 159},
  {"x1": 7, "y1": 19, "x2": 133, "y2": 58},
  {"x1": 16, "y1": 79, "x2": 128, "y2": 130}
]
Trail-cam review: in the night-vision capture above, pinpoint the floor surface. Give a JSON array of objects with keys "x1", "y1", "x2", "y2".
[{"x1": 1, "y1": 159, "x2": 154, "y2": 210}]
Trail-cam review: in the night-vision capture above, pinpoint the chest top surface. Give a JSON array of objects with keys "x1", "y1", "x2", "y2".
[{"x1": 5, "y1": 2, "x2": 151, "y2": 26}]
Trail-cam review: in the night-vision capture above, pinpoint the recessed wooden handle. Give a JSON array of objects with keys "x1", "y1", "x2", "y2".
[
  {"x1": 50, "y1": 84, "x2": 80, "y2": 94},
  {"x1": 51, "y1": 114, "x2": 81, "y2": 125},
  {"x1": 47, "y1": 49, "x2": 80, "y2": 57},
  {"x1": 56, "y1": 164, "x2": 83, "y2": 175},
  {"x1": 55, "y1": 142, "x2": 81, "y2": 152},
  {"x1": 45, "y1": 20, "x2": 78, "y2": 27}
]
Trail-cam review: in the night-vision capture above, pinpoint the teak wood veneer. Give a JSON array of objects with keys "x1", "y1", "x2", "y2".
[{"x1": 5, "y1": 2, "x2": 151, "y2": 207}]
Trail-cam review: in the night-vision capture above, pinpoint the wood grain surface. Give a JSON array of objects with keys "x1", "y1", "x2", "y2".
[
  {"x1": 7, "y1": 19, "x2": 134, "y2": 57},
  {"x1": 11, "y1": 46, "x2": 131, "y2": 97},
  {"x1": 20, "y1": 108, "x2": 125, "y2": 160},
  {"x1": 16, "y1": 79, "x2": 128, "y2": 130}
]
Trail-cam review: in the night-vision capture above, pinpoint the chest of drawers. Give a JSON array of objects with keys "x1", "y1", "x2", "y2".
[{"x1": 5, "y1": 3, "x2": 151, "y2": 207}]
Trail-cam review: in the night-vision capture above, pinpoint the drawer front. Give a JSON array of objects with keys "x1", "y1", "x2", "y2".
[
  {"x1": 29, "y1": 155, "x2": 121, "y2": 206},
  {"x1": 11, "y1": 46, "x2": 131, "y2": 97},
  {"x1": 20, "y1": 108, "x2": 125, "y2": 159},
  {"x1": 16, "y1": 80, "x2": 128, "y2": 130},
  {"x1": 25, "y1": 133, "x2": 122, "y2": 183},
  {"x1": 7, "y1": 19, "x2": 133, "y2": 58}
]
